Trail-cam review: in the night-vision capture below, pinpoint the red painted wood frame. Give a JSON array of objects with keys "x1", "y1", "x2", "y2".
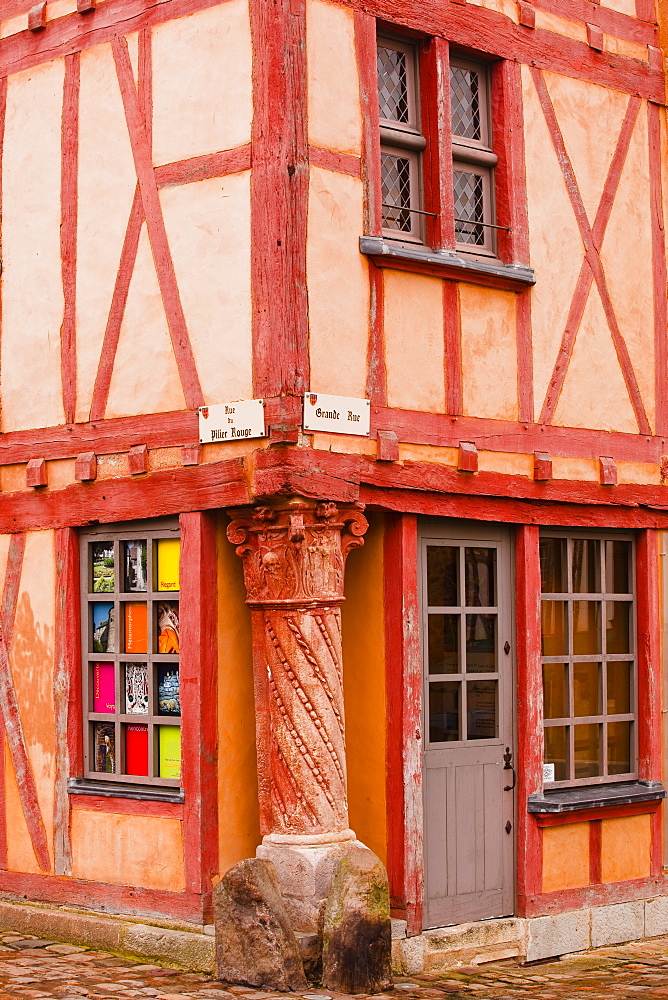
[
  {"x1": 515, "y1": 525, "x2": 543, "y2": 916},
  {"x1": 384, "y1": 513, "x2": 423, "y2": 935},
  {"x1": 179, "y1": 510, "x2": 219, "y2": 904}
]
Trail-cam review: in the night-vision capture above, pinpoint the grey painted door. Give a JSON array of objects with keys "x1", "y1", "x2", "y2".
[{"x1": 421, "y1": 523, "x2": 515, "y2": 929}]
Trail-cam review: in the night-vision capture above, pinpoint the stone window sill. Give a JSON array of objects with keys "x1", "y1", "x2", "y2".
[
  {"x1": 68, "y1": 777, "x2": 184, "y2": 804},
  {"x1": 528, "y1": 781, "x2": 666, "y2": 815},
  {"x1": 359, "y1": 236, "x2": 536, "y2": 292}
]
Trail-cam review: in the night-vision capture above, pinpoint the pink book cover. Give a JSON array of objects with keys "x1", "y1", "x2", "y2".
[{"x1": 93, "y1": 662, "x2": 115, "y2": 713}]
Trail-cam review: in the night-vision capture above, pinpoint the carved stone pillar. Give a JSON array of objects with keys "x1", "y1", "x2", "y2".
[{"x1": 227, "y1": 498, "x2": 369, "y2": 931}]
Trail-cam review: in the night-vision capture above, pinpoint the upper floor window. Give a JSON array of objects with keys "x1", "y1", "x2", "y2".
[{"x1": 376, "y1": 35, "x2": 498, "y2": 256}]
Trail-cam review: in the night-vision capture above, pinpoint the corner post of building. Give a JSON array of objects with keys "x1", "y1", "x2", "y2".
[{"x1": 226, "y1": 496, "x2": 375, "y2": 931}]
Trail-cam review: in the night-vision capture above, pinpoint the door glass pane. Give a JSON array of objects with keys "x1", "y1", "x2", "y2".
[
  {"x1": 607, "y1": 661, "x2": 631, "y2": 714},
  {"x1": 541, "y1": 601, "x2": 567, "y2": 655},
  {"x1": 608, "y1": 721, "x2": 631, "y2": 775},
  {"x1": 465, "y1": 614, "x2": 496, "y2": 672},
  {"x1": 574, "y1": 723, "x2": 601, "y2": 778},
  {"x1": 572, "y1": 539, "x2": 600, "y2": 593},
  {"x1": 427, "y1": 546, "x2": 459, "y2": 607},
  {"x1": 606, "y1": 602, "x2": 630, "y2": 654},
  {"x1": 540, "y1": 538, "x2": 567, "y2": 593},
  {"x1": 573, "y1": 662, "x2": 600, "y2": 717},
  {"x1": 605, "y1": 540, "x2": 631, "y2": 594},
  {"x1": 543, "y1": 663, "x2": 568, "y2": 719},
  {"x1": 465, "y1": 548, "x2": 495, "y2": 606},
  {"x1": 467, "y1": 681, "x2": 497, "y2": 740},
  {"x1": 428, "y1": 615, "x2": 460, "y2": 673},
  {"x1": 429, "y1": 681, "x2": 461, "y2": 742},
  {"x1": 544, "y1": 726, "x2": 568, "y2": 781},
  {"x1": 573, "y1": 601, "x2": 601, "y2": 654}
]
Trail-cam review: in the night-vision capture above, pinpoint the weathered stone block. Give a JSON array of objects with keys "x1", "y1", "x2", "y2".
[
  {"x1": 321, "y1": 844, "x2": 392, "y2": 994},
  {"x1": 213, "y1": 858, "x2": 307, "y2": 991},
  {"x1": 590, "y1": 901, "x2": 644, "y2": 948},
  {"x1": 645, "y1": 896, "x2": 668, "y2": 938},
  {"x1": 526, "y1": 910, "x2": 590, "y2": 963}
]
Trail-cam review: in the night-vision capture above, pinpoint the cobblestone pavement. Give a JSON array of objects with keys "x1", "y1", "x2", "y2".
[{"x1": 4, "y1": 932, "x2": 668, "y2": 1000}]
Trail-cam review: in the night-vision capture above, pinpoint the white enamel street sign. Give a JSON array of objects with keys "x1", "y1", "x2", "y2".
[
  {"x1": 303, "y1": 393, "x2": 371, "y2": 436},
  {"x1": 198, "y1": 399, "x2": 266, "y2": 443}
]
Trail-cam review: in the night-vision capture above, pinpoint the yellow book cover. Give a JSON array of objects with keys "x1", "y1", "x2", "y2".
[
  {"x1": 159, "y1": 726, "x2": 181, "y2": 780},
  {"x1": 157, "y1": 539, "x2": 180, "y2": 592}
]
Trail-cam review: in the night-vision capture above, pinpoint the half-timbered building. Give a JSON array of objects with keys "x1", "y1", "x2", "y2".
[{"x1": 0, "y1": 0, "x2": 665, "y2": 976}]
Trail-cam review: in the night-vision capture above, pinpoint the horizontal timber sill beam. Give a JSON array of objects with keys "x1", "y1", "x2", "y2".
[
  {"x1": 370, "y1": 408, "x2": 668, "y2": 464},
  {"x1": 519, "y1": 875, "x2": 668, "y2": 918},
  {"x1": 533, "y1": 0, "x2": 658, "y2": 45},
  {"x1": 360, "y1": 237, "x2": 535, "y2": 292}
]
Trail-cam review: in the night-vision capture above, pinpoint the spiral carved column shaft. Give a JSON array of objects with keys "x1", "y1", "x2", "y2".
[{"x1": 227, "y1": 498, "x2": 367, "y2": 843}]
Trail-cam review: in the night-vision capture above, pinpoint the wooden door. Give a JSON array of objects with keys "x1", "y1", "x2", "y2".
[{"x1": 421, "y1": 523, "x2": 515, "y2": 929}]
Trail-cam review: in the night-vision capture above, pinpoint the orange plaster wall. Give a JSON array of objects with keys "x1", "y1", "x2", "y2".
[
  {"x1": 600, "y1": 814, "x2": 651, "y2": 884},
  {"x1": 307, "y1": 0, "x2": 362, "y2": 155},
  {"x1": 341, "y1": 513, "x2": 387, "y2": 864},
  {"x1": 459, "y1": 285, "x2": 518, "y2": 421},
  {"x1": 383, "y1": 272, "x2": 445, "y2": 413},
  {"x1": 541, "y1": 822, "x2": 590, "y2": 893},
  {"x1": 7, "y1": 531, "x2": 57, "y2": 874},
  {"x1": 216, "y1": 515, "x2": 260, "y2": 875},
  {"x1": 70, "y1": 811, "x2": 185, "y2": 890}
]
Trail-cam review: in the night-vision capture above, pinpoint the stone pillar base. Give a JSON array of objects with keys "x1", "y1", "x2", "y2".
[{"x1": 256, "y1": 832, "x2": 358, "y2": 934}]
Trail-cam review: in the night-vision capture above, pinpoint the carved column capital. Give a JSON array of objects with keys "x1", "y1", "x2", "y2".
[{"x1": 227, "y1": 498, "x2": 368, "y2": 607}]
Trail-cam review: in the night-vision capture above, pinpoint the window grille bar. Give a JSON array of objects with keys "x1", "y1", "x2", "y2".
[
  {"x1": 455, "y1": 217, "x2": 510, "y2": 232},
  {"x1": 382, "y1": 202, "x2": 438, "y2": 218}
]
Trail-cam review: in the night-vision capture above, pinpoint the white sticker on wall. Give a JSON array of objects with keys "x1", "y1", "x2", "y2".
[{"x1": 543, "y1": 763, "x2": 555, "y2": 783}]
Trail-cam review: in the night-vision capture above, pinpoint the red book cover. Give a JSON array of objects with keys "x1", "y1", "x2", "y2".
[{"x1": 125, "y1": 724, "x2": 148, "y2": 776}]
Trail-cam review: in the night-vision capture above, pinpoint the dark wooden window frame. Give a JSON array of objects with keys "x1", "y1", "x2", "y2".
[
  {"x1": 540, "y1": 529, "x2": 637, "y2": 788},
  {"x1": 80, "y1": 519, "x2": 182, "y2": 789}
]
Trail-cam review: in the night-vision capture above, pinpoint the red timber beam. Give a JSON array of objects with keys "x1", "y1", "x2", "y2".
[
  {"x1": 179, "y1": 511, "x2": 218, "y2": 901},
  {"x1": 0, "y1": 534, "x2": 51, "y2": 873},
  {"x1": 384, "y1": 513, "x2": 423, "y2": 935},
  {"x1": 250, "y1": 0, "x2": 309, "y2": 404},
  {"x1": 60, "y1": 52, "x2": 79, "y2": 426}
]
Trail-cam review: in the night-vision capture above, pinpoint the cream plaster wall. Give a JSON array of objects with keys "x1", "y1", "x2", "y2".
[
  {"x1": 534, "y1": 11, "x2": 587, "y2": 42},
  {"x1": 152, "y1": 0, "x2": 252, "y2": 166},
  {"x1": 600, "y1": 0, "x2": 636, "y2": 14},
  {"x1": 161, "y1": 172, "x2": 253, "y2": 406},
  {"x1": 76, "y1": 42, "x2": 138, "y2": 424},
  {"x1": 600, "y1": 104, "x2": 654, "y2": 431},
  {"x1": 308, "y1": 167, "x2": 369, "y2": 397},
  {"x1": 384, "y1": 272, "x2": 445, "y2": 413},
  {"x1": 2, "y1": 60, "x2": 65, "y2": 432},
  {"x1": 542, "y1": 72, "x2": 630, "y2": 227},
  {"x1": 307, "y1": 0, "x2": 362, "y2": 155},
  {"x1": 105, "y1": 226, "x2": 187, "y2": 418},
  {"x1": 553, "y1": 283, "x2": 637, "y2": 433},
  {"x1": 522, "y1": 66, "x2": 584, "y2": 420},
  {"x1": 460, "y1": 285, "x2": 518, "y2": 421},
  {"x1": 71, "y1": 811, "x2": 186, "y2": 890},
  {"x1": 7, "y1": 531, "x2": 57, "y2": 872}
]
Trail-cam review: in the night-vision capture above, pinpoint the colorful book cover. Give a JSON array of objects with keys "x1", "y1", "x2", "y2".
[
  {"x1": 94, "y1": 722, "x2": 115, "y2": 773},
  {"x1": 157, "y1": 666, "x2": 180, "y2": 715},
  {"x1": 157, "y1": 602, "x2": 180, "y2": 654},
  {"x1": 92, "y1": 602, "x2": 115, "y2": 653},
  {"x1": 158, "y1": 726, "x2": 181, "y2": 780},
  {"x1": 157, "y1": 539, "x2": 180, "y2": 592},
  {"x1": 125, "y1": 603, "x2": 147, "y2": 654},
  {"x1": 93, "y1": 662, "x2": 115, "y2": 713},
  {"x1": 92, "y1": 542, "x2": 114, "y2": 593},
  {"x1": 125, "y1": 724, "x2": 149, "y2": 776},
  {"x1": 125, "y1": 662, "x2": 149, "y2": 714},
  {"x1": 124, "y1": 540, "x2": 147, "y2": 593}
]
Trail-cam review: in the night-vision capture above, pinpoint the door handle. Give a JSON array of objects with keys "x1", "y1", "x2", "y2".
[{"x1": 503, "y1": 746, "x2": 516, "y2": 791}]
